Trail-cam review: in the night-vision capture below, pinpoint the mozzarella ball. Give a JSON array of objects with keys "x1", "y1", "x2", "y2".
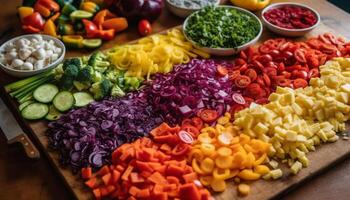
[
  {"x1": 22, "y1": 62, "x2": 34, "y2": 70},
  {"x1": 11, "y1": 59, "x2": 24, "y2": 69}
]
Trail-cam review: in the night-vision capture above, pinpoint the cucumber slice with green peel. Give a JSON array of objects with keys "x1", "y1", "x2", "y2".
[
  {"x1": 83, "y1": 39, "x2": 102, "y2": 49},
  {"x1": 33, "y1": 84, "x2": 59, "y2": 103},
  {"x1": 70, "y1": 10, "x2": 93, "y2": 20},
  {"x1": 45, "y1": 105, "x2": 62, "y2": 121},
  {"x1": 21, "y1": 103, "x2": 49, "y2": 120},
  {"x1": 53, "y1": 91, "x2": 75, "y2": 112},
  {"x1": 73, "y1": 92, "x2": 94, "y2": 107},
  {"x1": 19, "y1": 100, "x2": 34, "y2": 111}
]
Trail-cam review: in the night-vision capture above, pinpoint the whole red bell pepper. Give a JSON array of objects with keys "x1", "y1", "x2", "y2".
[
  {"x1": 22, "y1": 12, "x2": 45, "y2": 31},
  {"x1": 82, "y1": 19, "x2": 100, "y2": 38}
]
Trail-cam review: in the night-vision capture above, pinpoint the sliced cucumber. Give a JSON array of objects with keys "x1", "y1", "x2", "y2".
[
  {"x1": 33, "y1": 84, "x2": 59, "y2": 103},
  {"x1": 45, "y1": 105, "x2": 62, "y2": 121},
  {"x1": 83, "y1": 39, "x2": 102, "y2": 49},
  {"x1": 21, "y1": 103, "x2": 49, "y2": 120},
  {"x1": 19, "y1": 100, "x2": 34, "y2": 111},
  {"x1": 53, "y1": 91, "x2": 75, "y2": 112},
  {"x1": 70, "y1": 10, "x2": 93, "y2": 20},
  {"x1": 73, "y1": 92, "x2": 94, "y2": 107}
]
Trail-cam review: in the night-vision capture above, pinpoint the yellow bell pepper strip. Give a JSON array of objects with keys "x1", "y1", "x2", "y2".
[
  {"x1": 43, "y1": 19, "x2": 57, "y2": 37},
  {"x1": 213, "y1": 168, "x2": 231, "y2": 180},
  {"x1": 18, "y1": 7, "x2": 34, "y2": 21},
  {"x1": 230, "y1": 0, "x2": 270, "y2": 11},
  {"x1": 62, "y1": 35, "x2": 84, "y2": 48},
  {"x1": 82, "y1": 19, "x2": 100, "y2": 38},
  {"x1": 22, "y1": 12, "x2": 45, "y2": 33},
  {"x1": 80, "y1": 1, "x2": 100, "y2": 14}
]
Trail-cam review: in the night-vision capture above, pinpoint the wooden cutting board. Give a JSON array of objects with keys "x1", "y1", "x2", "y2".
[{"x1": 5, "y1": 21, "x2": 348, "y2": 200}]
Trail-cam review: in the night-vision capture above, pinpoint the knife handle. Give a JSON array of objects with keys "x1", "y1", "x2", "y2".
[{"x1": 8, "y1": 133, "x2": 40, "y2": 159}]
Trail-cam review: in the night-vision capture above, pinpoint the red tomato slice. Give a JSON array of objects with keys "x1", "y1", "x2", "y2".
[
  {"x1": 276, "y1": 78, "x2": 293, "y2": 88},
  {"x1": 217, "y1": 65, "x2": 228, "y2": 76},
  {"x1": 234, "y1": 75, "x2": 251, "y2": 88},
  {"x1": 178, "y1": 130, "x2": 194, "y2": 144},
  {"x1": 230, "y1": 70, "x2": 241, "y2": 81},
  {"x1": 232, "y1": 93, "x2": 246, "y2": 105},
  {"x1": 294, "y1": 49, "x2": 307, "y2": 63},
  {"x1": 293, "y1": 78, "x2": 308, "y2": 88},
  {"x1": 308, "y1": 68, "x2": 320, "y2": 79},
  {"x1": 244, "y1": 68, "x2": 257, "y2": 82},
  {"x1": 246, "y1": 83, "x2": 262, "y2": 97},
  {"x1": 262, "y1": 73, "x2": 271, "y2": 87},
  {"x1": 198, "y1": 109, "x2": 218, "y2": 123}
]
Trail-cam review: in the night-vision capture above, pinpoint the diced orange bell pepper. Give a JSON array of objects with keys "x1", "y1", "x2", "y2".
[
  {"x1": 166, "y1": 164, "x2": 184, "y2": 177},
  {"x1": 81, "y1": 167, "x2": 92, "y2": 179},
  {"x1": 102, "y1": 18, "x2": 128, "y2": 33},
  {"x1": 102, "y1": 173, "x2": 112, "y2": 186}
]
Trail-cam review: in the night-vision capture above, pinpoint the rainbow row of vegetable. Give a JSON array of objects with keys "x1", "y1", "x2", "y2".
[{"x1": 5, "y1": 28, "x2": 350, "y2": 199}]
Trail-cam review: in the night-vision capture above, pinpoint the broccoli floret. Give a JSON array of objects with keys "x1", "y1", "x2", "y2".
[
  {"x1": 73, "y1": 81, "x2": 91, "y2": 91},
  {"x1": 64, "y1": 64, "x2": 79, "y2": 78},
  {"x1": 92, "y1": 71, "x2": 103, "y2": 83},
  {"x1": 63, "y1": 57, "x2": 83, "y2": 70},
  {"x1": 59, "y1": 74, "x2": 74, "y2": 90},
  {"x1": 124, "y1": 77, "x2": 141, "y2": 91},
  {"x1": 110, "y1": 84, "x2": 125, "y2": 97},
  {"x1": 105, "y1": 69, "x2": 122, "y2": 83},
  {"x1": 76, "y1": 66, "x2": 94, "y2": 82},
  {"x1": 88, "y1": 51, "x2": 110, "y2": 72},
  {"x1": 89, "y1": 79, "x2": 112, "y2": 100}
]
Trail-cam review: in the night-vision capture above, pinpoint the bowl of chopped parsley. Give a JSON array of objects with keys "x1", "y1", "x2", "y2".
[{"x1": 183, "y1": 6, "x2": 263, "y2": 56}]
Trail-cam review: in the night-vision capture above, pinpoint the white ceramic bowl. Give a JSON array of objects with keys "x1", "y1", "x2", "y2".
[
  {"x1": 166, "y1": 0, "x2": 221, "y2": 18},
  {"x1": 0, "y1": 34, "x2": 65, "y2": 78},
  {"x1": 261, "y1": 2, "x2": 320, "y2": 37},
  {"x1": 183, "y1": 5, "x2": 263, "y2": 56}
]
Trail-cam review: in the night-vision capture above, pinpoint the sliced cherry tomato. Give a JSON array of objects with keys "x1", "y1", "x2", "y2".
[
  {"x1": 234, "y1": 75, "x2": 251, "y2": 88},
  {"x1": 240, "y1": 51, "x2": 248, "y2": 60},
  {"x1": 294, "y1": 49, "x2": 307, "y2": 63},
  {"x1": 197, "y1": 109, "x2": 218, "y2": 123},
  {"x1": 229, "y1": 104, "x2": 245, "y2": 116},
  {"x1": 217, "y1": 65, "x2": 228, "y2": 76},
  {"x1": 178, "y1": 131, "x2": 194, "y2": 144},
  {"x1": 256, "y1": 76, "x2": 265, "y2": 87},
  {"x1": 229, "y1": 70, "x2": 241, "y2": 81},
  {"x1": 262, "y1": 73, "x2": 271, "y2": 87},
  {"x1": 252, "y1": 60, "x2": 264, "y2": 71},
  {"x1": 181, "y1": 125, "x2": 200, "y2": 137},
  {"x1": 258, "y1": 54, "x2": 273, "y2": 63},
  {"x1": 255, "y1": 98, "x2": 269, "y2": 104},
  {"x1": 232, "y1": 93, "x2": 246, "y2": 105},
  {"x1": 246, "y1": 83, "x2": 262, "y2": 97},
  {"x1": 259, "y1": 45, "x2": 271, "y2": 54},
  {"x1": 291, "y1": 70, "x2": 308, "y2": 80},
  {"x1": 235, "y1": 58, "x2": 246, "y2": 66},
  {"x1": 239, "y1": 63, "x2": 248, "y2": 72},
  {"x1": 244, "y1": 68, "x2": 257, "y2": 82},
  {"x1": 138, "y1": 19, "x2": 152, "y2": 36},
  {"x1": 308, "y1": 68, "x2": 320, "y2": 79},
  {"x1": 293, "y1": 78, "x2": 308, "y2": 88},
  {"x1": 275, "y1": 78, "x2": 293, "y2": 88},
  {"x1": 172, "y1": 143, "x2": 190, "y2": 156}
]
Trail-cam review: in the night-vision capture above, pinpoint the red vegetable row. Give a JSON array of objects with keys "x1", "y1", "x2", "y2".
[{"x1": 226, "y1": 33, "x2": 350, "y2": 114}]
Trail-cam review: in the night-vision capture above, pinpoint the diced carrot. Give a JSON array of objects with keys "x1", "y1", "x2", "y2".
[
  {"x1": 107, "y1": 185, "x2": 116, "y2": 194},
  {"x1": 100, "y1": 186, "x2": 109, "y2": 196},
  {"x1": 98, "y1": 166, "x2": 110, "y2": 176},
  {"x1": 168, "y1": 189, "x2": 178, "y2": 197},
  {"x1": 179, "y1": 183, "x2": 201, "y2": 200},
  {"x1": 166, "y1": 176, "x2": 180, "y2": 185},
  {"x1": 130, "y1": 172, "x2": 145, "y2": 183},
  {"x1": 153, "y1": 184, "x2": 164, "y2": 194},
  {"x1": 152, "y1": 192, "x2": 168, "y2": 200},
  {"x1": 116, "y1": 164, "x2": 125, "y2": 172},
  {"x1": 151, "y1": 123, "x2": 172, "y2": 137},
  {"x1": 156, "y1": 151, "x2": 172, "y2": 161},
  {"x1": 149, "y1": 162, "x2": 162, "y2": 169},
  {"x1": 183, "y1": 172, "x2": 198, "y2": 183},
  {"x1": 137, "y1": 188, "x2": 151, "y2": 198},
  {"x1": 129, "y1": 186, "x2": 140, "y2": 197},
  {"x1": 111, "y1": 170, "x2": 121, "y2": 184},
  {"x1": 140, "y1": 170, "x2": 152, "y2": 178},
  {"x1": 154, "y1": 165, "x2": 166, "y2": 174},
  {"x1": 127, "y1": 196, "x2": 137, "y2": 200},
  {"x1": 122, "y1": 165, "x2": 134, "y2": 181},
  {"x1": 136, "y1": 161, "x2": 154, "y2": 172},
  {"x1": 120, "y1": 148, "x2": 134, "y2": 161},
  {"x1": 183, "y1": 165, "x2": 194, "y2": 174},
  {"x1": 163, "y1": 184, "x2": 177, "y2": 191},
  {"x1": 166, "y1": 164, "x2": 184, "y2": 177},
  {"x1": 109, "y1": 165, "x2": 114, "y2": 171},
  {"x1": 102, "y1": 173, "x2": 112, "y2": 186},
  {"x1": 148, "y1": 172, "x2": 167, "y2": 185},
  {"x1": 85, "y1": 178, "x2": 97, "y2": 189},
  {"x1": 81, "y1": 167, "x2": 92, "y2": 179},
  {"x1": 160, "y1": 143, "x2": 172, "y2": 154},
  {"x1": 92, "y1": 188, "x2": 101, "y2": 200},
  {"x1": 140, "y1": 137, "x2": 153, "y2": 147}
]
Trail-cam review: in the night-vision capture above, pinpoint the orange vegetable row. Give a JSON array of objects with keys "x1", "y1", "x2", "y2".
[{"x1": 82, "y1": 119, "x2": 212, "y2": 200}]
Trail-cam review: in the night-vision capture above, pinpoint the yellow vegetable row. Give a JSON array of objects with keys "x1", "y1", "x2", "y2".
[
  {"x1": 188, "y1": 113, "x2": 271, "y2": 193},
  {"x1": 234, "y1": 58, "x2": 350, "y2": 176},
  {"x1": 107, "y1": 29, "x2": 210, "y2": 80}
]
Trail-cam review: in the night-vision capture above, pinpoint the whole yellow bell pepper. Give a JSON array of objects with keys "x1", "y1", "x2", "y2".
[{"x1": 231, "y1": 0, "x2": 270, "y2": 11}]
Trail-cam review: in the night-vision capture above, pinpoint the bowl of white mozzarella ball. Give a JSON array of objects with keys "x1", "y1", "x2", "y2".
[{"x1": 0, "y1": 34, "x2": 65, "y2": 77}]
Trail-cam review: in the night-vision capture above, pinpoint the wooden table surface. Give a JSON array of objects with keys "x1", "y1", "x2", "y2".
[{"x1": 1, "y1": 0, "x2": 350, "y2": 199}]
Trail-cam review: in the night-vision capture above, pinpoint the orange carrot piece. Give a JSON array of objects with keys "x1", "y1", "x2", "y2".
[
  {"x1": 183, "y1": 172, "x2": 198, "y2": 183},
  {"x1": 129, "y1": 186, "x2": 140, "y2": 197},
  {"x1": 92, "y1": 188, "x2": 101, "y2": 200},
  {"x1": 130, "y1": 172, "x2": 145, "y2": 183},
  {"x1": 85, "y1": 177, "x2": 97, "y2": 189},
  {"x1": 121, "y1": 165, "x2": 134, "y2": 181},
  {"x1": 137, "y1": 188, "x2": 151, "y2": 198},
  {"x1": 98, "y1": 166, "x2": 110, "y2": 176},
  {"x1": 102, "y1": 173, "x2": 111, "y2": 186},
  {"x1": 81, "y1": 167, "x2": 92, "y2": 179},
  {"x1": 148, "y1": 171, "x2": 167, "y2": 185}
]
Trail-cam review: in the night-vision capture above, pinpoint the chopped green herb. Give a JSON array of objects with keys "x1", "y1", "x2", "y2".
[{"x1": 185, "y1": 6, "x2": 261, "y2": 48}]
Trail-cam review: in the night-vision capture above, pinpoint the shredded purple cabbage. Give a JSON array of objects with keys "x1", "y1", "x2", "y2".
[
  {"x1": 47, "y1": 93, "x2": 163, "y2": 172},
  {"x1": 143, "y1": 59, "x2": 235, "y2": 124},
  {"x1": 47, "y1": 59, "x2": 235, "y2": 172}
]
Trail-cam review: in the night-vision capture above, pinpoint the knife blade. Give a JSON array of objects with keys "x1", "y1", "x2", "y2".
[{"x1": 0, "y1": 98, "x2": 40, "y2": 159}]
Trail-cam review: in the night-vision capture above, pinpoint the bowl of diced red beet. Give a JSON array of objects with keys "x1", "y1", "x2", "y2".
[{"x1": 262, "y1": 2, "x2": 320, "y2": 37}]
